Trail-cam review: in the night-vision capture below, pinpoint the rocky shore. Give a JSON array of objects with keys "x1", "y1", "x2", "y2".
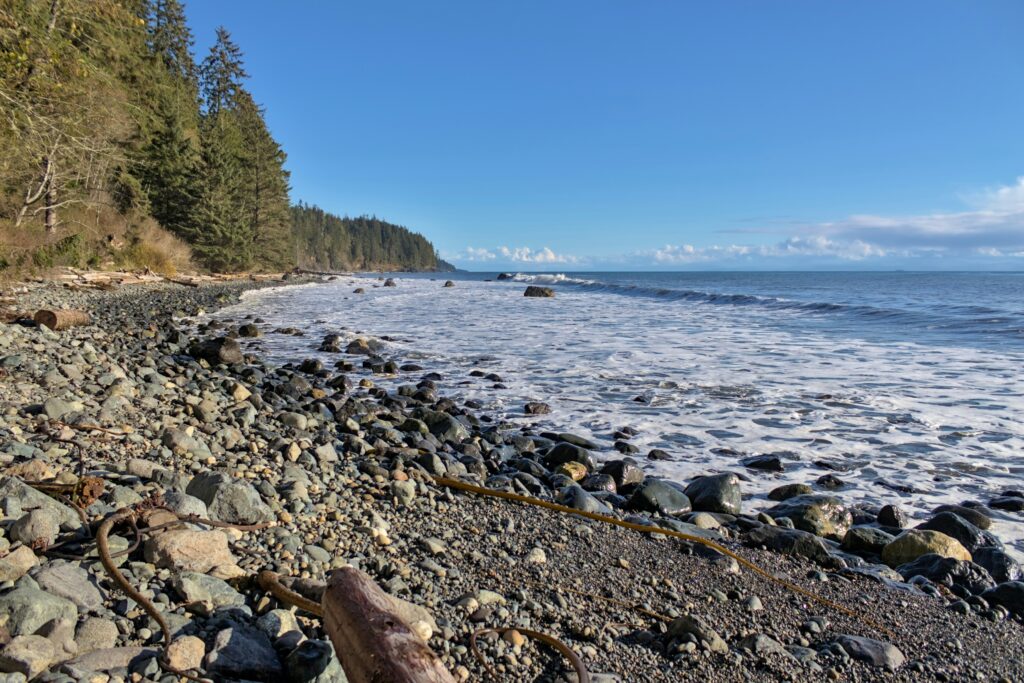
[{"x1": 0, "y1": 277, "x2": 1021, "y2": 682}]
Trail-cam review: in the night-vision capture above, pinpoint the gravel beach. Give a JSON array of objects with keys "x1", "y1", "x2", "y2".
[{"x1": 0, "y1": 277, "x2": 1021, "y2": 683}]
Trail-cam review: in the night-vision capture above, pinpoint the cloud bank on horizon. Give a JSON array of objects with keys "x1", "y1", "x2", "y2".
[{"x1": 447, "y1": 177, "x2": 1024, "y2": 270}]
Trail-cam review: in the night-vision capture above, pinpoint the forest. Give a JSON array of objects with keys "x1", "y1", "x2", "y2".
[{"x1": 0, "y1": 0, "x2": 450, "y2": 274}]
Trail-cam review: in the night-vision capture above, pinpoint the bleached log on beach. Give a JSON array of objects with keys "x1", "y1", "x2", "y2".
[
  {"x1": 322, "y1": 567, "x2": 455, "y2": 683},
  {"x1": 33, "y1": 308, "x2": 91, "y2": 330}
]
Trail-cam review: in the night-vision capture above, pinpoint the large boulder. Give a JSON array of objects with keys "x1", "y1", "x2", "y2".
[
  {"x1": 918, "y1": 512, "x2": 1001, "y2": 555},
  {"x1": 683, "y1": 473, "x2": 741, "y2": 515},
  {"x1": 972, "y1": 547, "x2": 1023, "y2": 584},
  {"x1": 765, "y1": 494, "x2": 852, "y2": 539},
  {"x1": 188, "y1": 337, "x2": 243, "y2": 365},
  {"x1": 841, "y1": 526, "x2": 895, "y2": 555},
  {"x1": 599, "y1": 459, "x2": 645, "y2": 489},
  {"x1": 895, "y1": 554, "x2": 995, "y2": 596},
  {"x1": 543, "y1": 443, "x2": 596, "y2": 472},
  {"x1": 981, "y1": 581, "x2": 1024, "y2": 617},
  {"x1": 523, "y1": 286, "x2": 554, "y2": 298},
  {"x1": 627, "y1": 479, "x2": 692, "y2": 517},
  {"x1": 744, "y1": 525, "x2": 838, "y2": 567},
  {"x1": 186, "y1": 472, "x2": 274, "y2": 525},
  {"x1": 881, "y1": 530, "x2": 971, "y2": 567}
]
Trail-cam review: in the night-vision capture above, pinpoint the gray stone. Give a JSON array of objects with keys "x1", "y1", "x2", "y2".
[
  {"x1": 737, "y1": 633, "x2": 793, "y2": 659},
  {"x1": 161, "y1": 428, "x2": 212, "y2": 459},
  {"x1": 766, "y1": 494, "x2": 852, "y2": 539},
  {"x1": 666, "y1": 615, "x2": 728, "y2": 654},
  {"x1": 31, "y1": 561, "x2": 103, "y2": 611},
  {"x1": 205, "y1": 625, "x2": 282, "y2": 679},
  {"x1": 0, "y1": 479, "x2": 78, "y2": 528},
  {"x1": 981, "y1": 581, "x2": 1024, "y2": 617},
  {"x1": 834, "y1": 635, "x2": 905, "y2": 670},
  {"x1": 390, "y1": 480, "x2": 416, "y2": 505},
  {"x1": 62, "y1": 647, "x2": 156, "y2": 675},
  {"x1": 0, "y1": 585, "x2": 78, "y2": 636},
  {"x1": 186, "y1": 472, "x2": 273, "y2": 524},
  {"x1": 556, "y1": 485, "x2": 612, "y2": 515},
  {"x1": 523, "y1": 286, "x2": 554, "y2": 297},
  {"x1": 10, "y1": 509, "x2": 59, "y2": 546},
  {"x1": 42, "y1": 398, "x2": 78, "y2": 420},
  {"x1": 285, "y1": 639, "x2": 348, "y2": 683},
  {"x1": 543, "y1": 443, "x2": 596, "y2": 472},
  {"x1": 172, "y1": 572, "x2": 246, "y2": 609},
  {"x1": 0, "y1": 635, "x2": 55, "y2": 679},
  {"x1": 75, "y1": 617, "x2": 119, "y2": 653},
  {"x1": 683, "y1": 473, "x2": 742, "y2": 515},
  {"x1": 841, "y1": 526, "x2": 895, "y2": 555},
  {"x1": 189, "y1": 337, "x2": 243, "y2": 365},
  {"x1": 628, "y1": 479, "x2": 692, "y2": 517}
]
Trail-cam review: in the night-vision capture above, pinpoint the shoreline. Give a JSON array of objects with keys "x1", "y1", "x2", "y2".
[{"x1": 0, "y1": 277, "x2": 1021, "y2": 681}]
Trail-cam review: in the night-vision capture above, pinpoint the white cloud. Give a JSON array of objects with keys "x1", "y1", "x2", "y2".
[{"x1": 451, "y1": 245, "x2": 579, "y2": 264}]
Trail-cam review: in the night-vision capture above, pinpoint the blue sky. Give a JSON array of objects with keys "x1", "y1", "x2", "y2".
[{"x1": 185, "y1": 1, "x2": 1024, "y2": 270}]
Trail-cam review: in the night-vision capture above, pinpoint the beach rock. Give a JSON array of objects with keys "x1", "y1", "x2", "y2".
[
  {"x1": 599, "y1": 459, "x2": 644, "y2": 488},
  {"x1": 580, "y1": 473, "x2": 617, "y2": 493},
  {"x1": 237, "y1": 323, "x2": 261, "y2": 338},
  {"x1": 0, "y1": 547, "x2": 37, "y2": 583},
  {"x1": 932, "y1": 504, "x2": 992, "y2": 530},
  {"x1": 981, "y1": 581, "x2": 1024, "y2": 617},
  {"x1": 919, "y1": 511, "x2": 1000, "y2": 555},
  {"x1": 741, "y1": 454, "x2": 784, "y2": 471},
  {"x1": 896, "y1": 554, "x2": 996, "y2": 596},
  {"x1": 989, "y1": 496, "x2": 1024, "y2": 512},
  {"x1": 524, "y1": 402, "x2": 551, "y2": 415},
  {"x1": 877, "y1": 504, "x2": 908, "y2": 529},
  {"x1": 683, "y1": 473, "x2": 741, "y2": 515},
  {"x1": 258, "y1": 609, "x2": 303, "y2": 640},
  {"x1": 63, "y1": 646, "x2": 157, "y2": 675},
  {"x1": 557, "y1": 485, "x2": 612, "y2": 514},
  {"x1": 166, "y1": 635, "x2": 205, "y2": 672},
  {"x1": 186, "y1": 472, "x2": 273, "y2": 524},
  {"x1": 767, "y1": 483, "x2": 812, "y2": 501},
  {"x1": 189, "y1": 337, "x2": 243, "y2": 365},
  {"x1": 972, "y1": 547, "x2": 1023, "y2": 584},
  {"x1": 881, "y1": 530, "x2": 971, "y2": 567},
  {"x1": 205, "y1": 625, "x2": 283, "y2": 679},
  {"x1": 144, "y1": 528, "x2": 235, "y2": 573},
  {"x1": 161, "y1": 427, "x2": 212, "y2": 458},
  {"x1": 443, "y1": 280, "x2": 454, "y2": 288},
  {"x1": 666, "y1": 615, "x2": 728, "y2": 654},
  {"x1": 543, "y1": 443, "x2": 596, "y2": 472},
  {"x1": 173, "y1": 572, "x2": 245, "y2": 609},
  {"x1": 383, "y1": 278, "x2": 396, "y2": 287},
  {"x1": 285, "y1": 639, "x2": 345, "y2": 683},
  {"x1": 766, "y1": 494, "x2": 852, "y2": 539},
  {"x1": 0, "y1": 478, "x2": 78, "y2": 528},
  {"x1": 0, "y1": 635, "x2": 55, "y2": 679},
  {"x1": 523, "y1": 286, "x2": 554, "y2": 298},
  {"x1": 0, "y1": 585, "x2": 77, "y2": 636},
  {"x1": 628, "y1": 480, "x2": 692, "y2": 517},
  {"x1": 745, "y1": 525, "x2": 837, "y2": 566},
  {"x1": 10, "y1": 509, "x2": 59, "y2": 547},
  {"x1": 31, "y1": 561, "x2": 103, "y2": 611},
  {"x1": 841, "y1": 526, "x2": 895, "y2": 555},
  {"x1": 737, "y1": 634, "x2": 793, "y2": 659},
  {"x1": 75, "y1": 617, "x2": 118, "y2": 653},
  {"x1": 834, "y1": 635, "x2": 905, "y2": 670}
]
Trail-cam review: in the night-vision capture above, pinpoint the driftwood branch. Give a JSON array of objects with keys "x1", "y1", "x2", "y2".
[{"x1": 322, "y1": 567, "x2": 455, "y2": 683}]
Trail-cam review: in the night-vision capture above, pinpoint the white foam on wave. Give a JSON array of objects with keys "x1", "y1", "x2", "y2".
[
  {"x1": 216, "y1": 275, "x2": 1024, "y2": 560},
  {"x1": 509, "y1": 272, "x2": 595, "y2": 285}
]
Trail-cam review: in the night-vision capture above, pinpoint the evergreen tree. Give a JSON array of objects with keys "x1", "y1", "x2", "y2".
[
  {"x1": 199, "y1": 27, "x2": 246, "y2": 116},
  {"x1": 149, "y1": 0, "x2": 196, "y2": 85},
  {"x1": 190, "y1": 113, "x2": 250, "y2": 271}
]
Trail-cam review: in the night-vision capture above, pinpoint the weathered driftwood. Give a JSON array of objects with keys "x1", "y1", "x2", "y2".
[
  {"x1": 33, "y1": 308, "x2": 91, "y2": 330},
  {"x1": 322, "y1": 567, "x2": 455, "y2": 683}
]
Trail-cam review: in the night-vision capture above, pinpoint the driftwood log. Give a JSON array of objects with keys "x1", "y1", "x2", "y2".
[
  {"x1": 322, "y1": 567, "x2": 455, "y2": 683},
  {"x1": 33, "y1": 309, "x2": 91, "y2": 330}
]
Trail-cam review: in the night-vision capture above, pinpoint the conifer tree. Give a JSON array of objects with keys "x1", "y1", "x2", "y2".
[{"x1": 199, "y1": 27, "x2": 247, "y2": 116}]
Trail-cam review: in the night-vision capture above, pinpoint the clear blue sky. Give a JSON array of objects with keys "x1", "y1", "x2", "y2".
[{"x1": 185, "y1": 1, "x2": 1024, "y2": 270}]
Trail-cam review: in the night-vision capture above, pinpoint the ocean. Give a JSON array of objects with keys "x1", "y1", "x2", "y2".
[{"x1": 215, "y1": 271, "x2": 1024, "y2": 559}]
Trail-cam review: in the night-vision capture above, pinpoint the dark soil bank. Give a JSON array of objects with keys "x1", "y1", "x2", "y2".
[{"x1": 0, "y1": 278, "x2": 1021, "y2": 682}]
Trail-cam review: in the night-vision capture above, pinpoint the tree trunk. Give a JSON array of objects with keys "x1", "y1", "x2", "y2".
[
  {"x1": 44, "y1": 165, "x2": 57, "y2": 234},
  {"x1": 321, "y1": 567, "x2": 455, "y2": 683}
]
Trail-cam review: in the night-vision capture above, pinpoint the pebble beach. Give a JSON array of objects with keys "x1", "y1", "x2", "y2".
[{"x1": 0, "y1": 275, "x2": 1021, "y2": 683}]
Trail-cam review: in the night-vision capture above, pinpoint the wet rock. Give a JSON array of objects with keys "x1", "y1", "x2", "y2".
[
  {"x1": 895, "y1": 554, "x2": 996, "y2": 596},
  {"x1": 767, "y1": 483, "x2": 812, "y2": 501},
  {"x1": 932, "y1": 504, "x2": 992, "y2": 530},
  {"x1": 877, "y1": 504, "x2": 908, "y2": 529},
  {"x1": 443, "y1": 280, "x2": 455, "y2": 288},
  {"x1": 186, "y1": 472, "x2": 273, "y2": 524},
  {"x1": 524, "y1": 402, "x2": 551, "y2": 415},
  {"x1": 840, "y1": 526, "x2": 895, "y2": 555},
  {"x1": 972, "y1": 547, "x2": 1023, "y2": 584},
  {"x1": 919, "y1": 511, "x2": 1000, "y2": 555},
  {"x1": 557, "y1": 485, "x2": 612, "y2": 514},
  {"x1": 206, "y1": 625, "x2": 283, "y2": 680},
  {"x1": 766, "y1": 494, "x2": 852, "y2": 539},
  {"x1": 981, "y1": 581, "x2": 1024, "y2": 617},
  {"x1": 383, "y1": 278, "x2": 396, "y2": 287},
  {"x1": 881, "y1": 530, "x2": 972, "y2": 566},
  {"x1": 189, "y1": 337, "x2": 243, "y2": 365},
  {"x1": 744, "y1": 525, "x2": 838, "y2": 567},
  {"x1": 285, "y1": 639, "x2": 345, "y2": 683},
  {"x1": 989, "y1": 496, "x2": 1024, "y2": 512},
  {"x1": 628, "y1": 479, "x2": 692, "y2": 517},
  {"x1": 523, "y1": 286, "x2": 554, "y2": 298},
  {"x1": 543, "y1": 443, "x2": 596, "y2": 472},
  {"x1": 741, "y1": 454, "x2": 784, "y2": 471},
  {"x1": 834, "y1": 635, "x2": 905, "y2": 670},
  {"x1": 599, "y1": 459, "x2": 644, "y2": 488},
  {"x1": 683, "y1": 473, "x2": 742, "y2": 515},
  {"x1": 237, "y1": 323, "x2": 261, "y2": 338}
]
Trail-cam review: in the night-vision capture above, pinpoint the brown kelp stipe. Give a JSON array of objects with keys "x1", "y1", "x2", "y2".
[
  {"x1": 432, "y1": 476, "x2": 896, "y2": 640},
  {"x1": 471, "y1": 627, "x2": 590, "y2": 683}
]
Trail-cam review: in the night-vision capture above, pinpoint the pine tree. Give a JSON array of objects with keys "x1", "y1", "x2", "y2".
[
  {"x1": 199, "y1": 27, "x2": 247, "y2": 116},
  {"x1": 149, "y1": 0, "x2": 197, "y2": 85},
  {"x1": 190, "y1": 113, "x2": 250, "y2": 271}
]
